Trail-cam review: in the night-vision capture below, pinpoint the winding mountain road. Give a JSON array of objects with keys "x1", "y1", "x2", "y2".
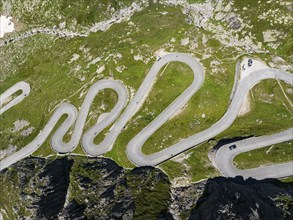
[
  {"x1": 0, "y1": 81, "x2": 30, "y2": 115},
  {"x1": 86, "y1": 53, "x2": 204, "y2": 155},
  {"x1": 0, "y1": 53, "x2": 292, "y2": 180},
  {"x1": 214, "y1": 128, "x2": 293, "y2": 179},
  {"x1": 0, "y1": 79, "x2": 128, "y2": 170},
  {"x1": 126, "y1": 68, "x2": 293, "y2": 168}
]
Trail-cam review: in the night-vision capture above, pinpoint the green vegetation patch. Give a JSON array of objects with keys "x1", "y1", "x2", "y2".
[
  {"x1": 187, "y1": 0, "x2": 206, "y2": 4},
  {"x1": 0, "y1": 0, "x2": 292, "y2": 184},
  {"x1": 127, "y1": 168, "x2": 171, "y2": 219},
  {"x1": 219, "y1": 79, "x2": 293, "y2": 139},
  {"x1": 67, "y1": 156, "x2": 171, "y2": 219},
  {"x1": 4, "y1": 0, "x2": 135, "y2": 29},
  {"x1": 227, "y1": 0, "x2": 293, "y2": 55},
  {"x1": 234, "y1": 140, "x2": 293, "y2": 169},
  {"x1": 0, "y1": 170, "x2": 21, "y2": 219},
  {"x1": 275, "y1": 194, "x2": 293, "y2": 218},
  {"x1": 160, "y1": 140, "x2": 220, "y2": 183}
]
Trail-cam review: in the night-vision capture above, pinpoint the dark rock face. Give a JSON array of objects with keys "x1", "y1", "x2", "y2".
[
  {"x1": 0, "y1": 156, "x2": 171, "y2": 219},
  {"x1": 0, "y1": 157, "x2": 292, "y2": 220},
  {"x1": 69, "y1": 158, "x2": 171, "y2": 219},
  {"x1": 37, "y1": 157, "x2": 73, "y2": 219},
  {"x1": 59, "y1": 199, "x2": 88, "y2": 220},
  {"x1": 170, "y1": 181, "x2": 207, "y2": 219},
  {"x1": 68, "y1": 157, "x2": 134, "y2": 219},
  {"x1": 228, "y1": 16, "x2": 241, "y2": 29},
  {"x1": 0, "y1": 156, "x2": 73, "y2": 219},
  {"x1": 189, "y1": 176, "x2": 293, "y2": 220}
]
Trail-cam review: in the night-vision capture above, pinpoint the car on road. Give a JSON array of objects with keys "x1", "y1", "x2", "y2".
[
  {"x1": 248, "y1": 59, "x2": 253, "y2": 67},
  {"x1": 229, "y1": 144, "x2": 237, "y2": 150}
]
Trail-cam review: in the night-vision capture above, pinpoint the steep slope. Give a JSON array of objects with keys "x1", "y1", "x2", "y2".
[{"x1": 0, "y1": 156, "x2": 292, "y2": 219}]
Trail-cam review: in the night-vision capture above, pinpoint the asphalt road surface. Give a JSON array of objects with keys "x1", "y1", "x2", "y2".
[
  {"x1": 0, "y1": 79, "x2": 128, "y2": 170},
  {"x1": 90, "y1": 53, "x2": 204, "y2": 154},
  {"x1": 0, "y1": 53, "x2": 292, "y2": 180},
  {"x1": 126, "y1": 68, "x2": 293, "y2": 168},
  {"x1": 0, "y1": 81, "x2": 30, "y2": 115},
  {"x1": 214, "y1": 128, "x2": 293, "y2": 179}
]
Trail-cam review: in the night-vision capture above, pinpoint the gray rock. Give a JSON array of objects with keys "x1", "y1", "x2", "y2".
[{"x1": 1, "y1": 157, "x2": 292, "y2": 220}]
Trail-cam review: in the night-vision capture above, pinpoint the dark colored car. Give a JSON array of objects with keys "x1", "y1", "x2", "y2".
[
  {"x1": 229, "y1": 144, "x2": 237, "y2": 150},
  {"x1": 248, "y1": 59, "x2": 253, "y2": 67}
]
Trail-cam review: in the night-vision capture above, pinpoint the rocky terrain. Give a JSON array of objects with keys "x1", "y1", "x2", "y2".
[
  {"x1": 0, "y1": 156, "x2": 292, "y2": 219},
  {"x1": 0, "y1": 0, "x2": 292, "y2": 219}
]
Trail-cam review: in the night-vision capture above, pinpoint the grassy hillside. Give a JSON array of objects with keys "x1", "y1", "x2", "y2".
[{"x1": 0, "y1": 0, "x2": 292, "y2": 183}]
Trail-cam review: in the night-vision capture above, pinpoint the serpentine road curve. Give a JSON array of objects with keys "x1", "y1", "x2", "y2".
[
  {"x1": 0, "y1": 53, "x2": 292, "y2": 180},
  {"x1": 87, "y1": 53, "x2": 204, "y2": 155},
  {"x1": 214, "y1": 128, "x2": 293, "y2": 180},
  {"x1": 0, "y1": 81, "x2": 30, "y2": 115},
  {"x1": 126, "y1": 68, "x2": 293, "y2": 169},
  {"x1": 0, "y1": 79, "x2": 128, "y2": 170}
]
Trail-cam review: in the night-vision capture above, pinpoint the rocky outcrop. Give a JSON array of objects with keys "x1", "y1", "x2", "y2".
[
  {"x1": 0, "y1": 28, "x2": 87, "y2": 47},
  {"x1": 65, "y1": 157, "x2": 172, "y2": 219},
  {"x1": 0, "y1": 1, "x2": 148, "y2": 47},
  {"x1": 0, "y1": 156, "x2": 171, "y2": 219},
  {"x1": 0, "y1": 156, "x2": 292, "y2": 220},
  {"x1": 0, "y1": 157, "x2": 73, "y2": 219},
  {"x1": 37, "y1": 157, "x2": 73, "y2": 219},
  {"x1": 170, "y1": 180, "x2": 207, "y2": 219},
  {"x1": 189, "y1": 176, "x2": 293, "y2": 220}
]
